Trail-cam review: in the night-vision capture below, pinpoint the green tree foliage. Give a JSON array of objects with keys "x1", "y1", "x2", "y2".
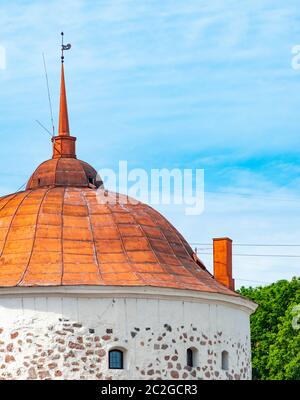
[{"x1": 239, "y1": 277, "x2": 300, "y2": 380}]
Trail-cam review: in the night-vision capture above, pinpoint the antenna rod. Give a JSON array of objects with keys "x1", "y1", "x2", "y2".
[
  {"x1": 42, "y1": 53, "x2": 55, "y2": 136},
  {"x1": 35, "y1": 119, "x2": 53, "y2": 137}
]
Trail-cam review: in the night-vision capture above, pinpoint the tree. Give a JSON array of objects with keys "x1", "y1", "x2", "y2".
[{"x1": 239, "y1": 277, "x2": 300, "y2": 380}]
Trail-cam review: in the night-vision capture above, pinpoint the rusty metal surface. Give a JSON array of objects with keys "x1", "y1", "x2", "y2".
[
  {"x1": 26, "y1": 158, "x2": 101, "y2": 190},
  {"x1": 0, "y1": 187, "x2": 237, "y2": 295}
]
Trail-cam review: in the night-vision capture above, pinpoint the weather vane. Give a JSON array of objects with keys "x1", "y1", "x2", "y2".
[{"x1": 61, "y1": 32, "x2": 71, "y2": 63}]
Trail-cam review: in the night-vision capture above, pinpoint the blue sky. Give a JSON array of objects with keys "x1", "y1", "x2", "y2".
[{"x1": 0, "y1": 0, "x2": 300, "y2": 287}]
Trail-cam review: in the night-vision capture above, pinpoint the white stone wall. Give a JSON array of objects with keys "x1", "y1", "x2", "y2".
[{"x1": 0, "y1": 287, "x2": 255, "y2": 380}]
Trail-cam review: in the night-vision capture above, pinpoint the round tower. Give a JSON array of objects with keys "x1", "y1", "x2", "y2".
[{"x1": 0, "y1": 43, "x2": 256, "y2": 380}]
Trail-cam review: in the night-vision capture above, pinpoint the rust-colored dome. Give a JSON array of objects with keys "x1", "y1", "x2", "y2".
[
  {"x1": 26, "y1": 158, "x2": 102, "y2": 190},
  {"x1": 0, "y1": 187, "x2": 235, "y2": 295}
]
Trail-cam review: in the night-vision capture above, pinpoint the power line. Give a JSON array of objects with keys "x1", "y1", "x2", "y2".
[
  {"x1": 198, "y1": 252, "x2": 300, "y2": 258},
  {"x1": 191, "y1": 243, "x2": 300, "y2": 247},
  {"x1": 235, "y1": 278, "x2": 272, "y2": 284},
  {"x1": 205, "y1": 190, "x2": 300, "y2": 203}
]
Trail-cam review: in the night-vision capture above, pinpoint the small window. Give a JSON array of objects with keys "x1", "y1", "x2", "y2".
[
  {"x1": 109, "y1": 349, "x2": 123, "y2": 369},
  {"x1": 187, "y1": 348, "x2": 194, "y2": 367},
  {"x1": 221, "y1": 350, "x2": 229, "y2": 370},
  {"x1": 88, "y1": 177, "x2": 94, "y2": 185}
]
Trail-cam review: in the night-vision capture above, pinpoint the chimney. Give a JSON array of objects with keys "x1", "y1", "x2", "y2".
[{"x1": 213, "y1": 237, "x2": 235, "y2": 290}]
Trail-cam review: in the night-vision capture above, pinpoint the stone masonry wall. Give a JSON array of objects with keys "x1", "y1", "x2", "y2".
[{"x1": 0, "y1": 294, "x2": 252, "y2": 380}]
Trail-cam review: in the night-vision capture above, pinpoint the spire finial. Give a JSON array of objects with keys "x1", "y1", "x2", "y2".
[
  {"x1": 61, "y1": 32, "x2": 71, "y2": 63},
  {"x1": 58, "y1": 32, "x2": 72, "y2": 136}
]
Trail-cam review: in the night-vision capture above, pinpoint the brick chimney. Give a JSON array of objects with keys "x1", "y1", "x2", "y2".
[{"x1": 213, "y1": 238, "x2": 235, "y2": 290}]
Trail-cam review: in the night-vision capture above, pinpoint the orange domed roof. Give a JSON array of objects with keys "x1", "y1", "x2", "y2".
[
  {"x1": 0, "y1": 187, "x2": 234, "y2": 295},
  {"x1": 0, "y1": 55, "x2": 236, "y2": 296},
  {"x1": 26, "y1": 158, "x2": 102, "y2": 190}
]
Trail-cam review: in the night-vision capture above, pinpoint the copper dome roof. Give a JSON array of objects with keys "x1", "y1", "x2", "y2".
[
  {"x1": 0, "y1": 58, "x2": 236, "y2": 296},
  {"x1": 26, "y1": 158, "x2": 102, "y2": 190},
  {"x1": 0, "y1": 188, "x2": 235, "y2": 295}
]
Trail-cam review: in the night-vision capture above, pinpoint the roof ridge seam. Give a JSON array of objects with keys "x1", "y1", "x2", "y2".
[
  {"x1": 107, "y1": 202, "x2": 138, "y2": 280},
  {"x1": 60, "y1": 187, "x2": 67, "y2": 286},
  {"x1": 81, "y1": 189, "x2": 103, "y2": 282},
  {"x1": 0, "y1": 190, "x2": 33, "y2": 261},
  {"x1": 17, "y1": 188, "x2": 52, "y2": 286},
  {"x1": 128, "y1": 206, "x2": 167, "y2": 284},
  {"x1": 54, "y1": 157, "x2": 60, "y2": 187}
]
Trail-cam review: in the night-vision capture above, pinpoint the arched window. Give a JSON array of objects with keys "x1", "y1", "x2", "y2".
[
  {"x1": 109, "y1": 349, "x2": 123, "y2": 369},
  {"x1": 221, "y1": 350, "x2": 229, "y2": 370},
  {"x1": 187, "y1": 348, "x2": 194, "y2": 367}
]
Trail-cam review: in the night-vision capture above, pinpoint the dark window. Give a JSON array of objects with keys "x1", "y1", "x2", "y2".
[
  {"x1": 221, "y1": 350, "x2": 229, "y2": 370},
  {"x1": 109, "y1": 349, "x2": 123, "y2": 369},
  {"x1": 187, "y1": 348, "x2": 194, "y2": 367},
  {"x1": 88, "y1": 177, "x2": 94, "y2": 185}
]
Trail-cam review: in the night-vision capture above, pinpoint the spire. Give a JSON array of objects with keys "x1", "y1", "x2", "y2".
[
  {"x1": 52, "y1": 33, "x2": 76, "y2": 159},
  {"x1": 58, "y1": 63, "x2": 70, "y2": 136}
]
